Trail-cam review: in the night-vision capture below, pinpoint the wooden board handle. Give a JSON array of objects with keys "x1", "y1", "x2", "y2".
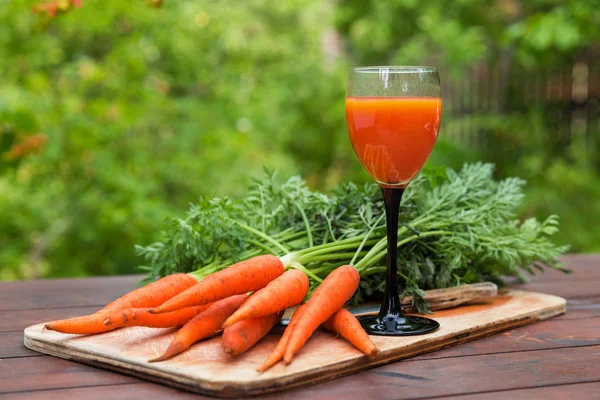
[
  {"x1": 281, "y1": 282, "x2": 498, "y2": 323},
  {"x1": 347, "y1": 282, "x2": 498, "y2": 316}
]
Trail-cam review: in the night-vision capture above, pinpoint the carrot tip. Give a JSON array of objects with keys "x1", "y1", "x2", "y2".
[
  {"x1": 148, "y1": 342, "x2": 185, "y2": 363},
  {"x1": 257, "y1": 364, "x2": 271, "y2": 373},
  {"x1": 221, "y1": 320, "x2": 232, "y2": 329},
  {"x1": 257, "y1": 357, "x2": 281, "y2": 373},
  {"x1": 148, "y1": 351, "x2": 173, "y2": 363}
]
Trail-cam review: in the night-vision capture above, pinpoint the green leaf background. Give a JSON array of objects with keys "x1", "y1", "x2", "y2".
[{"x1": 0, "y1": 0, "x2": 598, "y2": 279}]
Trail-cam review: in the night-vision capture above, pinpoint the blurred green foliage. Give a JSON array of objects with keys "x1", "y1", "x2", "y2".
[{"x1": 0, "y1": 0, "x2": 598, "y2": 280}]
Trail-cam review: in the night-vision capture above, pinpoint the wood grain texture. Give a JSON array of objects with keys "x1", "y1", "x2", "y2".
[
  {"x1": 0, "y1": 382, "x2": 210, "y2": 400},
  {"x1": 277, "y1": 346, "x2": 600, "y2": 400},
  {"x1": 412, "y1": 312, "x2": 600, "y2": 361},
  {"x1": 559, "y1": 297, "x2": 600, "y2": 320},
  {"x1": 539, "y1": 254, "x2": 600, "y2": 281},
  {"x1": 23, "y1": 290, "x2": 566, "y2": 397},
  {"x1": 0, "y1": 275, "x2": 140, "y2": 312},
  {"x1": 440, "y1": 382, "x2": 600, "y2": 400},
  {"x1": 0, "y1": 331, "x2": 38, "y2": 358},
  {"x1": 510, "y1": 279, "x2": 600, "y2": 299},
  {"x1": 4, "y1": 380, "x2": 600, "y2": 400},
  {"x1": 0, "y1": 356, "x2": 137, "y2": 394}
]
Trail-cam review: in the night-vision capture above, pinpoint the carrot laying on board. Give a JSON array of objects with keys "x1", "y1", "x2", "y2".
[
  {"x1": 283, "y1": 265, "x2": 360, "y2": 364},
  {"x1": 149, "y1": 294, "x2": 247, "y2": 362},
  {"x1": 257, "y1": 304, "x2": 306, "y2": 372},
  {"x1": 223, "y1": 269, "x2": 308, "y2": 328},
  {"x1": 44, "y1": 314, "x2": 117, "y2": 335},
  {"x1": 103, "y1": 305, "x2": 211, "y2": 328},
  {"x1": 44, "y1": 273, "x2": 197, "y2": 334},
  {"x1": 222, "y1": 311, "x2": 283, "y2": 356},
  {"x1": 150, "y1": 255, "x2": 284, "y2": 314},
  {"x1": 323, "y1": 308, "x2": 378, "y2": 358}
]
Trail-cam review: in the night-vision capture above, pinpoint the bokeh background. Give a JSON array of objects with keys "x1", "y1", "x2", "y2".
[{"x1": 1, "y1": 0, "x2": 598, "y2": 280}]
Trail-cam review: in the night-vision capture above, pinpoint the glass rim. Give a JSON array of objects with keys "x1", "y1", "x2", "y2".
[{"x1": 350, "y1": 66, "x2": 438, "y2": 73}]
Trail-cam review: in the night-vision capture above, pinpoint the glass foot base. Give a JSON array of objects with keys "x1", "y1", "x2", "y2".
[{"x1": 358, "y1": 314, "x2": 440, "y2": 336}]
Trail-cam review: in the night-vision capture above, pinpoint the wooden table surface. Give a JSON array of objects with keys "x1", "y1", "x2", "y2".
[{"x1": 1, "y1": 254, "x2": 599, "y2": 399}]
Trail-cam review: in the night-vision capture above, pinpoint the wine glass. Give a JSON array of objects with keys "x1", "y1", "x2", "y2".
[{"x1": 346, "y1": 66, "x2": 442, "y2": 336}]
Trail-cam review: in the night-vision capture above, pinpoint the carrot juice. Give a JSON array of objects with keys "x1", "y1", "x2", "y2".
[{"x1": 345, "y1": 96, "x2": 442, "y2": 186}]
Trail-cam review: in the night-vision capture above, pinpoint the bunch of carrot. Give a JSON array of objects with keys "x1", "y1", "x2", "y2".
[
  {"x1": 42, "y1": 255, "x2": 378, "y2": 369},
  {"x1": 258, "y1": 265, "x2": 378, "y2": 371}
]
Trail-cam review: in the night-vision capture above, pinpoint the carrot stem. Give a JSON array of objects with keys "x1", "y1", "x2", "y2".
[{"x1": 229, "y1": 219, "x2": 289, "y2": 254}]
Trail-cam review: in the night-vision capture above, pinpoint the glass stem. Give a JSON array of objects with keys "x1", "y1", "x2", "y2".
[{"x1": 380, "y1": 186, "x2": 404, "y2": 318}]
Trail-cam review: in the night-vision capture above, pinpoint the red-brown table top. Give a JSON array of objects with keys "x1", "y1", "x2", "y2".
[{"x1": 1, "y1": 254, "x2": 599, "y2": 399}]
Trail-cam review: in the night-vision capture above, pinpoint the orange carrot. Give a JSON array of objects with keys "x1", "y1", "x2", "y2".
[
  {"x1": 323, "y1": 308, "x2": 378, "y2": 358},
  {"x1": 223, "y1": 269, "x2": 308, "y2": 328},
  {"x1": 44, "y1": 314, "x2": 117, "y2": 335},
  {"x1": 149, "y1": 294, "x2": 247, "y2": 362},
  {"x1": 103, "y1": 305, "x2": 211, "y2": 328},
  {"x1": 44, "y1": 274, "x2": 197, "y2": 334},
  {"x1": 151, "y1": 255, "x2": 283, "y2": 314},
  {"x1": 222, "y1": 311, "x2": 283, "y2": 356},
  {"x1": 257, "y1": 305, "x2": 306, "y2": 372},
  {"x1": 100, "y1": 273, "x2": 198, "y2": 312},
  {"x1": 283, "y1": 265, "x2": 360, "y2": 364}
]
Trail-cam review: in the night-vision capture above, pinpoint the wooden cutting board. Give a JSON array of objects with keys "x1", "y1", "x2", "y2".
[{"x1": 23, "y1": 289, "x2": 566, "y2": 398}]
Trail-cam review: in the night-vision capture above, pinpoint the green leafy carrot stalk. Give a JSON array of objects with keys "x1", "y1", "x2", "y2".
[{"x1": 137, "y1": 163, "x2": 569, "y2": 313}]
